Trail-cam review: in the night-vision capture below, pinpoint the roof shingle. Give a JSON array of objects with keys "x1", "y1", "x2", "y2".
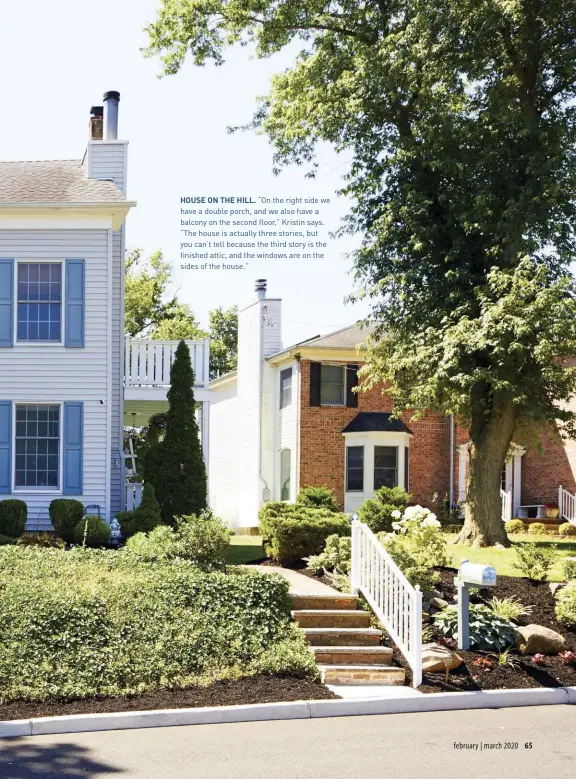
[
  {"x1": 342, "y1": 412, "x2": 412, "y2": 434},
  {"x1": 0, "y1": 159, "x2": 125, "y2": 203}
]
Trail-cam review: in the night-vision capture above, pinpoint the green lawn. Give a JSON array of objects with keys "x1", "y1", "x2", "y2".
[
  {"x1": 227, "y1": 535, "x2": 265, "y2": 565},
  {"x1": 446, "y1": 533, "x2": 576, "y2": 581}
]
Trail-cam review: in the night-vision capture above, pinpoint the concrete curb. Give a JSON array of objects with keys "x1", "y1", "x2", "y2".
[{"x1": 1, "y1": 687, "x2": 574, "y2": 738}]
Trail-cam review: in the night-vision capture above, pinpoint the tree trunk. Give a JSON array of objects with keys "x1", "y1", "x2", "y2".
[{"x1": 455, "y1": 391, "x2": 516, "y2": 547}]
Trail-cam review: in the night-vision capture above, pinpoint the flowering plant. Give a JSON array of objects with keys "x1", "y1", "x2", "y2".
[
  {"x1": 544, "y1": 502, "x2": 559, "y2": 510},
  {"x1": 559, "y1": 650, "x2": 576, "y2": 665},
  {"x1": 531, "y1": 653, "x2": 546, "y2": 666},
  {"x1": 378, "y1": 504, "x2": 449, "y2": 589}
]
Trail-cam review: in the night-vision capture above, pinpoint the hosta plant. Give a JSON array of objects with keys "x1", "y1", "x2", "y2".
[{"x1": 434, "y1": 604, "x2": 516, "y2": 651}]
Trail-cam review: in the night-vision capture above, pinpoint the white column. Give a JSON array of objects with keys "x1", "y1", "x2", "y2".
[{"x1": 512, "y1": 446, "x2": 525, "y2": 515}]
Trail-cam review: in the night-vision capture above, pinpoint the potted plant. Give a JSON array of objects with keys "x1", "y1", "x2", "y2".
[{"x1": 544, "y1": 502, "x2": 560, "y2": 519}]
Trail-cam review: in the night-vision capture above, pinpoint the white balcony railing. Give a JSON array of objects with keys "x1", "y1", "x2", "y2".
[
  {"x1": 559, "y1": 485, "x2": 576, "y2": 525},
  {"x1": 124, "y1": 337, "x2": 210, "y2": 389},
  {"x1": 501, "y1": 488, "x2": 512, "y2": 523},
  {"x1": 125, "y1": 481, "x2": 143, "y2": 511},
  {"x1": 351, "y1": 520, "x2": 422, "y2": 688}
]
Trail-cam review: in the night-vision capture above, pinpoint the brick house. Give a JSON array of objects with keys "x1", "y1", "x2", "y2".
[{"x1": 208, "y1": 279, "x2": 576, "y2": 529}]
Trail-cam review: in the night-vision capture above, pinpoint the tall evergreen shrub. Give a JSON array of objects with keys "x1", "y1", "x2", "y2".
[{"x1": 147, "y1": 341, "x2": 207, "y2": 523}]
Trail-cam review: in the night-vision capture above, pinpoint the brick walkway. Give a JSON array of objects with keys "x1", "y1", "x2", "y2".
[{"x1": 250, "y1": 565, "x2": 341, "y2": 596}]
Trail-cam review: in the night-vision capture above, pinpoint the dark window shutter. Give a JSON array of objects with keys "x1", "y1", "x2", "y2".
[
  {"x1": 309, "y1": 362, "x2": 321, "y2": 406},
  {"x1": 346, "y1": 365, "x2": 359, "y2": 408},
  {"x1": 63, "y1": 402, "x2": 84, "y2": 494},
  {"x1": 0, "y1": 259, "x2": 14, "y2": 347}
]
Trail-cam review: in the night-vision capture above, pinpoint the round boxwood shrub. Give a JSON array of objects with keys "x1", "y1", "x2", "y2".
[
  {"x1": 505, "y1": 519, "x2": 525, "y2": 535},
  {"x1": 296, "y1": 486, "x2": 339, "y2": 512},
  {"x1": 0, "y1": 499, "x2": 27, "y2": 538},
  {"x1": 358, "y1": 486, "x2": 411, "y2": 533},
  {"x1": 559, "y1": 522, "x2": 576, "y2": 537},
  {"x1": 73, "y1": 515, "x2": 111, "y2": 547},
  {"x1": 555, "y1": 582, "x2": 576, "y2": 626},
  {"x1": 49, "y1": 498, "x2": 84, "y2": 542},
  {"x1": 527, "y1": 522, "x2": 547, "y2": 535}
]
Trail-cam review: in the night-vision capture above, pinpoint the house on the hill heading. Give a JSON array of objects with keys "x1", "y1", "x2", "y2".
[{"x1": 208, "y1": 279, "x2": 576, "y2": 529}]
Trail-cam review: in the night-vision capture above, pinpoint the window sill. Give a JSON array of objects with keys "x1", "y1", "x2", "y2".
[
  {"x1": 15, "y1": 341, "x2": 64, "y2": 347},
  {"x1": 13, "y1": 488, "x2": 62, "y2": 494}
]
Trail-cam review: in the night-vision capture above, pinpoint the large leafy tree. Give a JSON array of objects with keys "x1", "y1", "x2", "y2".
[
  {"x1": 125, "y1": 248, "x2": 206, "y2": 340},
  {"x1": 145, "y1": 0, "x2": 576, "y2": 546},
  {"x1": 208, "y1": 305, "x2": 238, "y2": 379}
]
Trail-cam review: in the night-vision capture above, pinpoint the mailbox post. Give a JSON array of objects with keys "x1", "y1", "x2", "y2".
[{"x1": 455, "y1": 559, "x2": 497, "y2": 650}]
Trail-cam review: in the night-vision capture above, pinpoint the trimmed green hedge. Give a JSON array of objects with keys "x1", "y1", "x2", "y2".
[
  {"x1": 259, "y1": 502, "x2": 351, "y2": 563},
  {"x1": 0, "y1": 499, "x2": 27, "y2": 538},
  {"x1": 0, "y1": 546, "x2": 317, "y2": 702},
  {"x1": 72, "y1": 516, "x2": 111, "y2": 547},
  {"x1": 49, "y1": 499, "x2": 84, "y2": 542}
]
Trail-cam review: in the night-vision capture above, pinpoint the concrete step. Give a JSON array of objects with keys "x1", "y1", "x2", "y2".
[
  {"x1": 291, "y1": 594, "x2": 360, "y2": 611},
  {"x1": 303, "y1": 627, "x2": 382, "y2": 646},
  {"x1": 311, "y1": 645, "x2": 393, "y2": 666},
  {"x1": 292, "y1": 609, "x2": 371, "y2": 629},
  {"x1": 319, "y1": 665, "x2": 405, "y2": 685}
]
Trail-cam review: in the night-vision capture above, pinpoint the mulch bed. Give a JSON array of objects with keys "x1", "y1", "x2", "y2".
[
  {"x1": 0, "y1": 676, "x2": 338, "y2": 722},
  {"x1": 415, "y1": 567, "x2": 576, "y2": 694}
]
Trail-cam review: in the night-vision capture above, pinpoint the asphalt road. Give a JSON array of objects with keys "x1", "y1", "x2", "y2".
[{"x1": 0, "y1": 705, "x2": 575, "y2": 779}]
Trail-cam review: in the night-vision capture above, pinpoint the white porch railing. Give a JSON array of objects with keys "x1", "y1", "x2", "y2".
[
  {"x1": 124, "y1": 338, "x2": 210, "y2": 388},
  {"x1": 351, "y1": 520, "x2": 422, "y2": 688},
  {"x1": 559, "y1": 485, "x2": 576, "y2": 525},
  {"x1": 500, "y1": 488, "x2": 512, "y2": 523},
  {"x1": 125, "y1": 482, "x2": 143, "y2": 511}
]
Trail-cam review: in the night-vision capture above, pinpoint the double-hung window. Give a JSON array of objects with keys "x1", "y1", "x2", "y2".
[
  {"x1": 280, "y1": 368, "x2": 292, "y2": 409},
  {"x1": 346, "y1": 446, "x2": 364, "y2": 491},
  {"x1": 15, "y1": 404, "x2": 60, "y2": 488},
  {"x1": 17, "y1": 262, "x2": 62, "y2": 342},
  {"x1": 320, "y1": 365, "x2": 345, "y2": 405},
  {"x1": 374, "y1": 446, "x2": 398, "y2": 490}
]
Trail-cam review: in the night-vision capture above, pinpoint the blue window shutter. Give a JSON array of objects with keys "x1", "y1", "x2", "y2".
[
  {"x1": 0, "y1": 259, "x2": 14, "y2": 347},
  {"x1": 63, "y1": 402, "x2": 83, "y2": 494},
  {"x1": 65, "y1": 259, "x2": 85, "y2": 347},
  {"x1": 0, "y1": 401, "x2": 12, "y2": 493}
]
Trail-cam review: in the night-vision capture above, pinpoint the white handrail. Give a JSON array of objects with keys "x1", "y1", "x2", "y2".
[
  {"x1": 559, "y1": 485, "x2": 576, "y2": 525},
  {"x1": 351, "y1": 520, "x2": 422, "y2": 688},
  {"x1": 500, "y1": 488, "x2": 512, "y2": 523}
]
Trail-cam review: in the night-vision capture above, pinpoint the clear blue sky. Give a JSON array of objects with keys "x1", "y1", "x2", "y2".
[{"x1": 0, "y1": 0, "x2": 372, "y2": 345}]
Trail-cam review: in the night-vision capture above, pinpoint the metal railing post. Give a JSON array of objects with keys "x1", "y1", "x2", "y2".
[{"x1": 351, "y1": 520, "x2": 360, "y2": 594}]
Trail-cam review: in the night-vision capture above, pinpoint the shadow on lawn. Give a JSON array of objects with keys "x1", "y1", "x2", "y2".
[{"x1": 0, "y1": 739, "x2": 123, "y2": 778}]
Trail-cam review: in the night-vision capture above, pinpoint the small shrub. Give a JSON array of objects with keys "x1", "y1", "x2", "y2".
[
  {"x1": 17, "y1": 532, "x2": 65, "y2": 549},
  {"x1": 555, "y1": 582, "x2": 576, "y2": 626},
  {"x1": 0, "y1": 499, "x2": 27, "y2": 538},
  {"x1": 559, "y1": 522, "x2": 576, "y2": 537},
  {"x1": 127, "y1": 483, "x2": 163, "y2": 536},
  {"x1": 487, "y1": 596, "x2": 534, "y2": 622},
  {"x1": 527, "y1": 522, "x2": 547, "y2": 535},
  {"x1": 562, "y1": 558, "x2": 576, "y2": 581},
  {"x1": 72, "y1": 516, "x2": 111, "y2": 548},
  {"x1": 259, "y1": 502, "x2": 351, "y2": 564},
  {"x1": 512, "y1": 541, "x2": 558, "y2": 581},
  {"x1": 248, "y1": 625, "x2": 320, "y2": 680},
  {"x1": 296, "y1": 486, "x2": 339, "y2": 512},
  {"x1": 126, "y1": 510, "x2": 231, "y2": 571},
  {"x1": 306, "y1": 534, "x2": 351, "y2": 575},
  {"x1": 358, "y1": 486, "x2": 411, "y2": 534},
  {"x1": 505, "y1": 519, "x2": 525, "y2": 535},
  {"x1": 49, "y1": 499, "x2": 84, "y2": 542},
  {"x1": 115, "y1": 510, "x2": 136, "y2": 536},
  {"x1": 434, "y1": 604, "x2": 516, "y2": 651}
]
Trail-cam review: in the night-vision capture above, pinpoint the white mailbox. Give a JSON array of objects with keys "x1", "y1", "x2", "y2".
[{"x1": 460, "y1": 561, "x2": 497, "y2": 587}]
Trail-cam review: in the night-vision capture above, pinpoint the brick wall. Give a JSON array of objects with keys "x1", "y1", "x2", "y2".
[
  {"x1": 299, "y1": 360, "x2": 451, "y2": 509},
  {"x1": 299, "y1": 359, "x2": 576, "y2": 510}
]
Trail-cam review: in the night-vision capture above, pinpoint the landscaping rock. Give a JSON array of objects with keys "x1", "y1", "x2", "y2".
[
  {"x1": 514, "y1": 624, "x2": 567, "y2": 655},
  {"x1": 430, "y1": 597, "x2": 449, "y2": 610},
  {"x1": 422, "y1": 612, "x2": 431, "y2": 623},
  {"x1": 422, "y1": 643, "x2": 463, "y2": 673},
  {"x1": 549, "y1": 582, "x2": 566, "y2": 596},
  {"x1": 423, "y1": 590, "x2": 443, "y2": 601}
]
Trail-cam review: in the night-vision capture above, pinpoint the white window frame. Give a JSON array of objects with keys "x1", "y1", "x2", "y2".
[
  {"x1": 279, "y1": 367, "x2": 292, "y2": 410},
  {"x1": 14, "y1": 259, "x2": 65, "y2": 346},
  {"x1": 12, "y1": 401, "x2": 63, "y2": 494},
  {"x1": 342, "y1": 431, "x2": 412, "y2": 513},
  {"x1": 320, "y1": 364, "x2": 346, "y2": 407},
  {"x1": 345, "y1": 445, "x2": 364, "y2": 492}
]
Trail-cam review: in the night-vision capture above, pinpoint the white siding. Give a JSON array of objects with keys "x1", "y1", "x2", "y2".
[
  {"x1": 274, "y1": 359, "x2": 299, "y2": 501},
  {"x1": 87, "y1": 142, "x2": 127, "y2": 194},
  {"x1": 0, "y1": 230, "x2": 111, "y2": 529},
  {"x1": 208, "y1": 382, "x2": 239, "y2": 527}
]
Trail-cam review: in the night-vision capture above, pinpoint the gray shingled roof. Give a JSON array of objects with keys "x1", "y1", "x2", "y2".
[
  {"x1": 0, "y1": 160, "x2": 125, "y2": 203},
  {"x1": 342, "y1": 412, "x2": 412, "y2": 435}
]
